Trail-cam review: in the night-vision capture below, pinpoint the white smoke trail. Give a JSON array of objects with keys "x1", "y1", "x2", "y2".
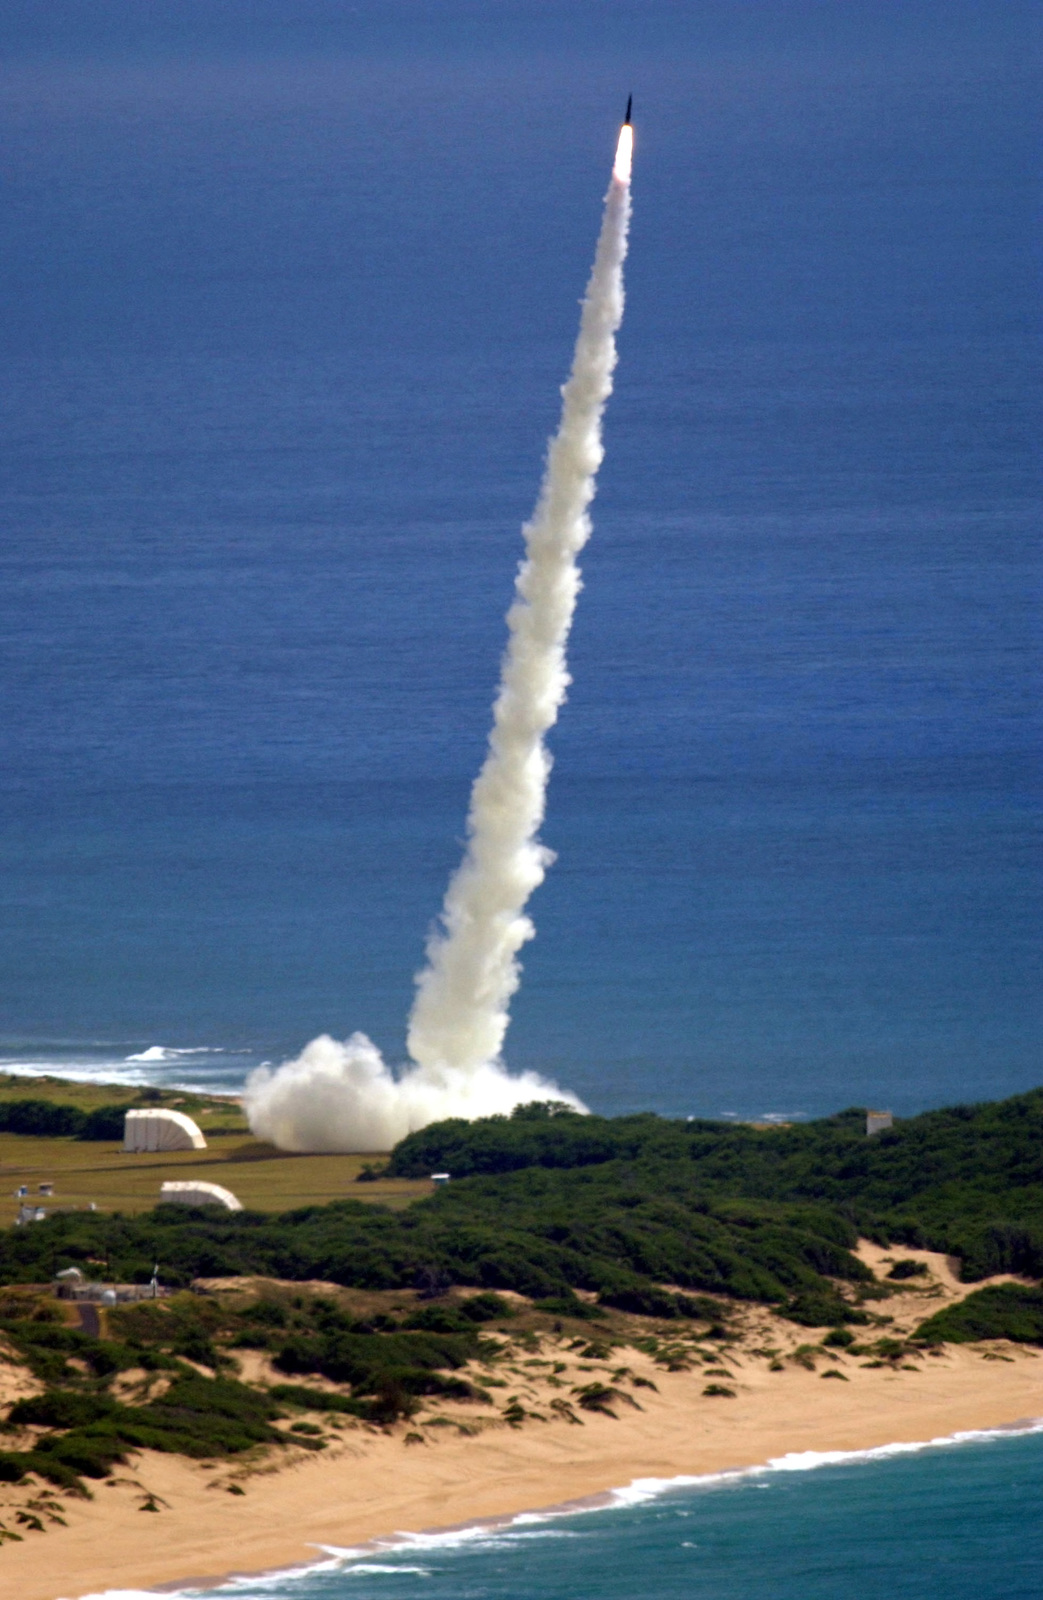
[
  {"x1": 407, "y1": 136, "x2": 632, "y2": 1075},
  {"x1": 245, "y1": 124, "x2": 633, "y2": 1153}
]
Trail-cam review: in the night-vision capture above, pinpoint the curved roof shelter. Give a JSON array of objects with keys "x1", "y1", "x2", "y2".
[
  {"x1": 123, "y1": 1108, "x2": 207, "y2": 1152},
  {"x1": 159, "y1": 1180, "x2": 242, "y2": 1211}
]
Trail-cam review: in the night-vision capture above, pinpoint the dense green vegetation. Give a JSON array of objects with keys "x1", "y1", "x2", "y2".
[
  {"x1": 3, "y1": 1091, "x2": 1039, "y2": 1321},
  {"x1": 2, "y1": 1091, "x2": 1040, "y2": 1331},
  {"x1": 1, "y1": 1088, "x2": 1040, "y2": 1493},
  {"x1": 0, "y1": 1182, "x2": 875, "y2": 1330},
  {"x1": 391, "y1": 1090, "x2": 1043, "y2": 1281},
  {"x1": 915, "y1": 1284, "x2": 1043, "y2": 1346},
  {"x1": 0, "y1": 1098, "x2": 136, "y2": 1140}
]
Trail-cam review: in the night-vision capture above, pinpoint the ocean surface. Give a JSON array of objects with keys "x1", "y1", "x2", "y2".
[
  {"x1": 0, "y1": 1, "x2": 1039, "y2": 1121},
  {"x1": 1, "y1": 8, "x2": 1040, "y2": 1593},
  {"x1": 90, "y1": 1427, "x2": 1043, "y2": 1600}
]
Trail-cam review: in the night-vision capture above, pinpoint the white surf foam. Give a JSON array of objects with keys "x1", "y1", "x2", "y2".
[
  {"x1": 604, "y1": 1418, "x2": 1043, "y2": 1509},
  {"x1": 72, "y1": 1419, "x2": 1043, "y2": 1599},
  {"x1": 125, "y1": 1047, "x2": 220, "y2": 1062},
  {"x1": 0, "y1": 1043, "x2": 255, "y2": 1095}
]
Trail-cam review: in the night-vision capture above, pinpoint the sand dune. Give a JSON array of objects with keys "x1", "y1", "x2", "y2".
[{"x1": 2, "y1": 1252, "x2": 1040, "y2": 1600}]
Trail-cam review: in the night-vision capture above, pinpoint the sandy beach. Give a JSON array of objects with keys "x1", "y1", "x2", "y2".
[{"x1": 2, "y1": 1245, "x2": 1040, "y2": 1600}]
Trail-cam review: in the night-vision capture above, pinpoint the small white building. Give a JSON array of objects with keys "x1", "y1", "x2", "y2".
[
  {"x1": 159, "y1": 1180, "x2": 242, "y2": 1211},
  {"x1": 431, "y1": 1172, "x2": 450, "y2": 1187},
  {"x1": 54, "y1": 1272, "x2": 170, "y2": 1304},
  {"x1": 866, "y1": 1110, "x2": 894, "y2": 1137},
  {"x1": 124, "y1": 1108, "x2": 206, "y2": 1152}
]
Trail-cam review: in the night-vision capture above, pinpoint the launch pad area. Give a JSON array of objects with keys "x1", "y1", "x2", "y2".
[{"x1": 0, "y1": 1077, "x2": 421, "y2": 1218}]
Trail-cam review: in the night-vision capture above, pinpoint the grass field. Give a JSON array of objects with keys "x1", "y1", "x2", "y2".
[
  {"x1": 0, "y1": 1072, "x2": 248, "y2": 1132},
  {"x1": 0, "y1": 1076, "x2": 427, "y2": 1218}
]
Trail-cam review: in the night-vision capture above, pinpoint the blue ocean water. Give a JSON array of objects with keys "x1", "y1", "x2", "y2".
[
  {"x1": 0, "y1": 2, "x2": 1039, "y2": 1117},
  {"x1": 95, "y1": 1428, "x2": 1043, "y2": 1600}
]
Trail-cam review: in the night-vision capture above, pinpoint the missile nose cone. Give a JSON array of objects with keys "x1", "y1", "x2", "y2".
[{"x1": 624, "y1": 94, "x2": 632, "y2": 125}]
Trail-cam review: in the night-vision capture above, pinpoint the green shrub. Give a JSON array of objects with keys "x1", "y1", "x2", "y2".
[
  {"x1": 0, "y1": 1316, "x2": 139, "y2": 1383},
  {"x1": 0, "y1": 1100, "x2": 86, "y2": 1137},
  {"x1": 574, "y1": 1383, "x2": 621, "y2": 1416},
  {"x1": 230, "y1": 1329, "x2": 271, "y2": 1349},
  {"x1": 915, "y1": 1285, "x2": 1043, "y2": 1346},
  {"x1": 36, "y1": 1431, "x2": 126, "y2": 1479},
  {"x1": 402, "y1": 1304, "x2": 474, "y2": 1334},
  {"x1": 887, "y1": 1260, "x2": 928, "y2": 1280},
  {"x1": 12, "y1": 1374, "x2": 286, "y2": 1491},
  {"x1": 0, "y1": 1450, "x2": 87, "y2": 1493},
  {"x1": 783, "y1": 1293, "x2": 870, "y2": 1328},
  {"x1": 534, "y1": 1295, "x2": 606, "y2": 1321},
  {"x1": 0, "y1": 1087, "x2": 162, "y2": 1147},
  {"x1": 268, "y1": 1384, "x2": 365, "y2": 1415},
  {"x1": 272, "y1": 1327, "x2": 475, "y2": 1396},
  {"x1": 242, "y1": 1299, "x2": 288, "y2": 1328},
  {"x1": 598, "y1": 1285, "x2": 690, "y2": 1319},
  {"x1": 458, "y1": 1292, "x2": 512, "y2": 1322},
  {"x1": 78, "y1": 1105, "x2": 136, "y2": 1141},
  {"x1": 9, "y1": 1392, "x2": 117, "y2": 1429},
  {"x1": 0, "y1": 1452, "x2": 35, "y2": 1483},
  {"x1": 172, "y1": 1330, "x2": 220, "y2": 1367}
]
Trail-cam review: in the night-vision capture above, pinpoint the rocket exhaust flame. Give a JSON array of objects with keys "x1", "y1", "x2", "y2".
[
  {"x1": 245, "y1": 120, "x2": 633, "y2": 1153},
  {"x1": 613, "y1": 122, "x2": 633, "y2": 185}
]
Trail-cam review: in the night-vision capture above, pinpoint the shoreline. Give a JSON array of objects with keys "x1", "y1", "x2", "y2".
[
  {"x1": 6, "y1": 1336, "x2": 1040, "y2": 1600},
  {"x1": 2, "y1": 1245, "x2": 1041, "y2": 1600},
  {"x1": 167, "y1": 1415, "x2": 1043, "y2": 1596}
]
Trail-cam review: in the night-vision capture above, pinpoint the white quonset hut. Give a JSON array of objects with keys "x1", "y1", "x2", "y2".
[
  {"x1": 159, "y1": 1180, "x2": 242, "y2": 1211},
  {"x1": 123, "y1": 1108, "x2": 207, "y2": 1152}
]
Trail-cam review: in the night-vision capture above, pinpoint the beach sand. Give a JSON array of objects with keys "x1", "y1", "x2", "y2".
[{"x1": 3, "y1": 1248, "x2": 1041, "y2": 1600}]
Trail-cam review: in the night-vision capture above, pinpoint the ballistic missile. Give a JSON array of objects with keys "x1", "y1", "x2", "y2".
[{"x1": 613, "y1": 102, "x2": 634, "y2": 184}]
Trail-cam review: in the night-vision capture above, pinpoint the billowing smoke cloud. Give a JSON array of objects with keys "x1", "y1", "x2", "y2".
[
  {"x1": 245, "y1": 127, "x2": 633, "y2": 1154},
  {"x1": 243, "y1": 1032, "x2": 585, "y2": 1153}
]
